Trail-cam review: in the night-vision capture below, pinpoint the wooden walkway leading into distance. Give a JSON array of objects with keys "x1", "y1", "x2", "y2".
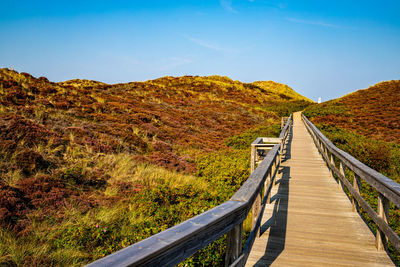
[{"x1": 246, "y1": 112, "x2": 394, "y2": 266}]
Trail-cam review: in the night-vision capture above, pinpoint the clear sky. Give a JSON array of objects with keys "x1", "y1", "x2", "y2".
[{"x1": 1, "y1": 0, "x2": 399, "y2": 101}]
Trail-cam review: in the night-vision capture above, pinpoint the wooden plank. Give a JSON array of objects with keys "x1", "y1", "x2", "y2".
[
  {"x1": 251, "y1": 137, "x2": 263, "y2": 145},
  {"x1": 260, "y1": 137, "x2": 281, "y2": 143}
]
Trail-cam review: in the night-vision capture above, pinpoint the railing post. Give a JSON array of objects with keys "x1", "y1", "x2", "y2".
[
  {"x1": 322, "y1": 144, "x2": 328, "y2": 160},
  {"x1": 325, "y1": 148, "x2": 330, "y2": 163},
  {"x1": 251, "y1": 144, "x2": 256, "y2": 173},
  {"x1": 327, "y1": 152, "x2": 332, "y2": 178},
  {"x1": 273, "y1": 155, "x2": 278, "y2": 186},
  {"x1": 376, "y1": 193, "x2": 389, "y2": 250},
  {"x1": 266, "y1": 166, "x2": 272, "y2": 204},
  {"x1": 252, "y1": 191, "x2": 261, "y2": 231},
  {"x1": 338, "y1": 161, "x2": 346, "y2": 190},
  {"x1": 352, "y1": 173, "x2": 361, "y2": 212},
  {"x1": 225, "y1": 223, "x2": 243, "y2": 266},
  {"x1": 329, "y1": 153, "x2": 340, "y2": 186},
  {"x1": 330, "y1": 153, "x2": 335, "y2": 169}
]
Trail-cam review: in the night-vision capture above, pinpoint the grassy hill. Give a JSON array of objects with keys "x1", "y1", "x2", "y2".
[
  {"x1": 253, "y1": 80, "x2": 311, "y2": 102},
  {"x1": 304, "y1": 80, "x2": 400, "y2": 143},
  {"x1": 303, "y1": 80, "x2": 400, "y2": 263},
  {"x1": 0, "y1": 68, "x2": 311, "y2": 265},
  {"x1": 303, "y1": 80, "x2": 400, "y2": 177}
]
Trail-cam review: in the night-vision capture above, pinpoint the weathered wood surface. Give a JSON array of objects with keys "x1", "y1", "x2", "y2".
[{"x1": 246, "y1": 112, "x2": 394, "y2": 266}]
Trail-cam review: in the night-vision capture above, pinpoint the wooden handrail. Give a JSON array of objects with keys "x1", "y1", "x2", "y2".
[
  {"x1": 87, "y1": 116, "x2": 292, "y2": 267},
  {"x1": 302, "y1": 114, "x2": 400, "y2": 252}
]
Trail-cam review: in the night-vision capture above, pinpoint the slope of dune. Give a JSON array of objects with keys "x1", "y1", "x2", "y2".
[
  {"x1": 304, "y1": 80, "x2": 400, "y2": 143},
  {"x1": 0, "y1": 68, "x2": 311, "y2": 265}
]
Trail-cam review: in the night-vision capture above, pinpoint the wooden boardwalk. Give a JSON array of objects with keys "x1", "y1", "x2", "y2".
[{"x1": 246, "y1": 112, "x2": 394, "y2": 266}]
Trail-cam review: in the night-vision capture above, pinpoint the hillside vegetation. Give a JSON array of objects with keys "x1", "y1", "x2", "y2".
[
  {"x1": 305, "y1": 80, "x2": 400, "y2": 143},
  {"x1": 303, "y1": 80, "x2": 400, "y2": 263},
  {"x1": 253, "y1": 80, "x2": 311, "y2": 102},
  {"x1": 0, "y1": 68, "x2": 311, "y2": 266}
]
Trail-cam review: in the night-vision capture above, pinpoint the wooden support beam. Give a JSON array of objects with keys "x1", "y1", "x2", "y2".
[
  {"x1": 376, "y1": 193, "x2": 389, "y2": 251},
  {"x1": 329, "y1": 153, "x2": 335, "y2": 179},
  {"x1": 251, "y1": 145, "x2": 256, "y2": 174},
  {"x1": 273, "y1": 158, "x2": 277, "y2": 187},
  {"x1": 225, "y1": 223, "x2": 243, "y2": 267},
  {"x1": 338, "y1": 160, "x2": 346, "y2": 189},
  {"x1": 266, "y1": 168, "x2": 272, "y2": 204},
  {"x1": 353, "y1": 173, "x2": 361, "y2": 212},
  {"x1": 252, "y1": 191, "x2": 261, "y2": 231}
]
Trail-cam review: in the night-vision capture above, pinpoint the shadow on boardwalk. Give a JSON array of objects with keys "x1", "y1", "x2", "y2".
[
  {"x1": 254, "y1": 166, "x2": 290, "y2": 266},
  {"x1": 281, "y1": 125, "x2": 293, "y2": 162},
  {"x1": 253, "y1": 127, "x2": 293, "y2": 266}
]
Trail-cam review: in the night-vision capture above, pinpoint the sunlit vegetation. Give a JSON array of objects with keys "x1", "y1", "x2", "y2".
[
  {"x1": 0, "y1": 68, "x2": 311, "y2": 265},
  {"x1": 303, "y1": 80, "x2": 400, "y2": 263},
  {"x1": 252, "y1": 80, "x2": 311, "y2": 102}
]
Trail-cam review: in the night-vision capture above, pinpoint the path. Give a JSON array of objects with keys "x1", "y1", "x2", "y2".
[{"x1": 245, "y1": 112, "x2": 394, "y2": 266}]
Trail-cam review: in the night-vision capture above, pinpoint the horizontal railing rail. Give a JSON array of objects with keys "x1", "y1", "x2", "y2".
[
  {"x1": 302, "y1": 114, "x2": 400, "y2": 252},
  {"x1": 87, "y1": 116, "x2": 292, "y2": 267}
]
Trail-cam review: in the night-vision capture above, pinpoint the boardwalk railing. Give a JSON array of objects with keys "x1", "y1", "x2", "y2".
[
  {"x1": 302, "y1": 114, "x2": 400, "y2": 252},
  {"x1": 87, "y1": 115, "x2": 292, "y2": 267}
]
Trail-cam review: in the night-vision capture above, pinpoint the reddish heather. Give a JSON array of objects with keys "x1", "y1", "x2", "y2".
[
  {"x1": 311, "y1": 80, "x2": 400, "y2": 144},
  {"x1": 0, "y1": 68, "x2": 310, "y2": 234}
]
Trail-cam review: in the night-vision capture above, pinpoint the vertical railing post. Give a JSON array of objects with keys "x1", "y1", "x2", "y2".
[
  {"x1": 252, "y1": 191, "x2": 261, "y2": 231},
  {"x1": 329, "y1": 153, "x2": 338, "y2": 183},
  {"x1": 330, "y1": 153, "x2": 335, "y2": 169},
  {"x1": 376, "y1": 193, "x2": 389, "y2": 250},
  {"x1": 225, "y1": 223, "x2": 243, "y2": 266},
  {"x1": 352, "y1": 173, "x2": 361, "y2": 212},
  {"x1": 266, "y1": 166, "x2": 272, "y2": 204},
  {"x1": 273, "y1": 155, "x2": 278, "y2": 186},
  {"x1": 325, "y1": 147, "x2": 329, "y2": 163},
  {"x1": 338, "y1": 161, "x2": 346, "y2": 189},
  {"x1": 327, "y1": 152, "x2": 332, "y2": 175},
  {"x1": 251, "y1": 144, "x2": 256, "y2": 173}
]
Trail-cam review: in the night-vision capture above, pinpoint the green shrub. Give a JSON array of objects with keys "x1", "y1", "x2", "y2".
[
  {"x1": 264, "y1": 100, "x2": 311, "y2": 117},
  {"x1": 225, "y1": 124, "x2": 280, "y2": 149},
  {"x1": 316, "y1": 124, "x2": 397, "y2": 177},
  {"x1": 303, "y1": 102, "x2": 348, "y2": 118}
]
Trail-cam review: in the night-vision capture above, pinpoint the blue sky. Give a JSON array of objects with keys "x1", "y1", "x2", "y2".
[{"x1": 0, "y1": 0, "x2": 399, "y2": 101}]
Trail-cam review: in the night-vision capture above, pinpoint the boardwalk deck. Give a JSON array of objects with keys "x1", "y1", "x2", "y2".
[{"x1": 245, "y1": 112, "x2": 394, "y2": 267}]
